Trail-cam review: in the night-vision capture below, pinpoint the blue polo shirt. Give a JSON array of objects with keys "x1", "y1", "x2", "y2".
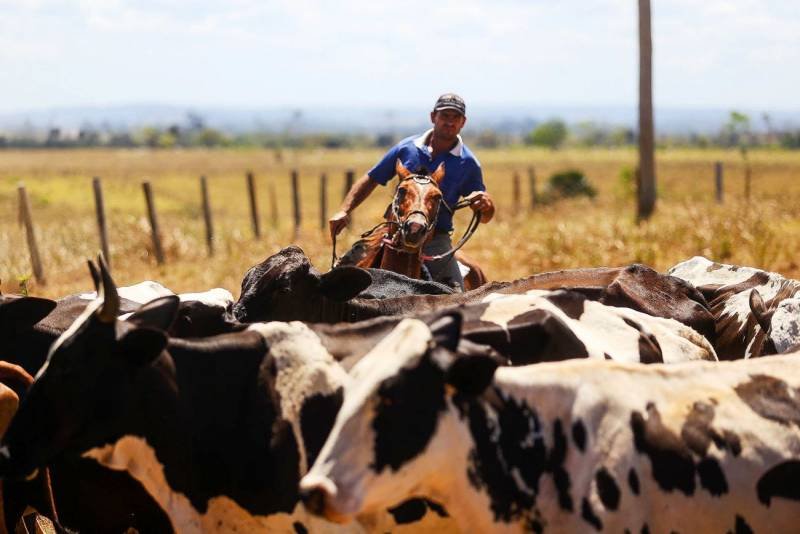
[{"x1": 368, "y1": 129, "x2": 485, "y2": 232}]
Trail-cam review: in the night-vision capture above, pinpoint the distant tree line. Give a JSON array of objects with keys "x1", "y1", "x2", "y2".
[{"x1": 1, "y1": 111, "x2": 799, "y2": 150}]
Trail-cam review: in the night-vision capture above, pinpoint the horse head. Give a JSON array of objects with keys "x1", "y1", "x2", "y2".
[{"x1": 390, "y1": 160, "x2": 445, "y2": 250}]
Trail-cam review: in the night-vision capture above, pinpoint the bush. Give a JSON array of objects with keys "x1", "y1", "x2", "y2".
[
  {"x1": 526, "y1": 119, "x2": 567, "y2": 149},
  {"x1": 544, "y1": 170, "x2": 596, "y2": 201}
]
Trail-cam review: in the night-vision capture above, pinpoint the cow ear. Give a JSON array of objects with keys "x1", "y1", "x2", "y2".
[
  {"x1": 126, "y1": 295, "x2": 180, "y2": 332},
  {"x1": 428, "y1": 311, "x2": 462, "y2": 352},
  {"x1": 445, "y1": 352, "x2": 502, "y2": 397},
  {"x1": 749, "y1": 289, "x2": 773, "y2": 332},
  {"x1": 395, "y1": 159, "x2": 411, "y2": 179},
  {"x1": 318, "y1": 267, "x2": 373, "y2": 301},
  {"x1": 119, "y1": 327, "x2": 168, "y2": 367},
  {"x1": 2, "y1": 297, "x2": 57, "y2": 326},
  {"x1": 431, "y1": 163, "x2": 445, "y2": 185}
]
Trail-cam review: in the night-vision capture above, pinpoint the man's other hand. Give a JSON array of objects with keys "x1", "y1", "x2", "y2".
[
  {"x1": 329, "y1": 210, "x2": 350, "y2": 240},
  {"x1": 465, "y1": 191, "x2": 495, "y2": 223}
]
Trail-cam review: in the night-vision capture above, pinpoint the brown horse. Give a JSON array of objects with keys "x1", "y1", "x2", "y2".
[{"x1": 342, "y1": 160, "x2": 487, "y2": 290}]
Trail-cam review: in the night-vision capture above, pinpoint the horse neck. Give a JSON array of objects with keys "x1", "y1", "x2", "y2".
[{"x1": 379, "y1": 236, "x2": 423, "y2": 279}]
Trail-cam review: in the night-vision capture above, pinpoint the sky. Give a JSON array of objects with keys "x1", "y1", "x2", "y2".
[{"x1": 1, "y1": 0, "x2": 799, "y2": 113}]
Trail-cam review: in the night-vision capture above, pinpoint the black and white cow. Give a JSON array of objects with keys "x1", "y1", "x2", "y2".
[
  {"x1": 309, "y1": 289, "x2": 716, "y2": 369},
  {"x1": 301, "y1": 315, "x2": 800, "y2": 533},
  {"x1": 0, "y1": 279, "x2": 241, "y2": 380},
  {"x1": 233, "y1": 247, "x2": 715, "y2": 343},
  {"x1": 669, "y1": 256, "x2": 800, "y2": 359},
  {"x1": 0, "y1": 263, "x2": 451, "y2": 533}
]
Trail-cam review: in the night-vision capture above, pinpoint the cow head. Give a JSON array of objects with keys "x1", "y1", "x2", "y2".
[
  {"x1": 300, "y1": 313, "x2": 503, "y2": 522},
  {"x1": 749, "y1": 289, "x2": 800, "y2": 356},
  {"x1": 233, "y1": 246, "x2": 372, "y2": 322},
  {"x1": 0, "y1": 258, "x2": 177, "y2": 480}
]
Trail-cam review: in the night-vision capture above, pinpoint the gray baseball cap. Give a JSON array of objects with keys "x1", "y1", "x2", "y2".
[{"x1": 433, "y1": 93, "x2": 466, "y2": 115}]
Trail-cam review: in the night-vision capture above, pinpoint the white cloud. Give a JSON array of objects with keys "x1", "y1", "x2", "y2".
[{"x1": 0, "y1": 0, "x2": 797, "y2": 109}]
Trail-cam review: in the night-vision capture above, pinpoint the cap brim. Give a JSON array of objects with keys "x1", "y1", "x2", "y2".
[{"x1": 433, "y1": 105, "x2": 465, "y2": 115}]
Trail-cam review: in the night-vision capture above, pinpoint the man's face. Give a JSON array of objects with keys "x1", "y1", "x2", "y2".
[{"x1": 430, "y1": 109, "x2": 466, "y2": 140}]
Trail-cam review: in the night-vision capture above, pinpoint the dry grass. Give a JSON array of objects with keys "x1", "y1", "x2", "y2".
[{"x1": 2, "y1": 147, "x2": 799, "y2": 299}]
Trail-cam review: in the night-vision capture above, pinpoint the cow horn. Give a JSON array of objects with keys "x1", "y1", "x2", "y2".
[
  {"x1": 96, "y1": 254, "x2": 119, "y2": 323},
  {"x1": 87, "y1": 259, "x2": 100, "y2": 291}
]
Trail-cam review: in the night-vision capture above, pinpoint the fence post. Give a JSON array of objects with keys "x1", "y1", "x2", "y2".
[
  {"x1": 269, "y1": 182, "x2": 279, "y2": 228},
  {"x1": 291, "y1": 169, "x2": 301, "y2": 237},
  {"x1": 744, "y1": 164, "x2": 751, "y2": 201},
  {"x1": 200, "y1": 176, "x2": 214, "y2": 256},
  {"x1": 715, "y1": 161, "x2": 724, "y2": 204},
  {"x1": 512, "y1": 171, "x2": 521, "y2": 213},
  {"x1": 344, "y1": 169, "x2": 355, "y2": 228},
  {"x1": 142, "y1": 181, "x2": 165, "y2": 265},
  {"x1": 528, "y1": 166, "x2": 537, "y2": 210},
  {"x1": 246, "y1": 171, "x2": 261, "y2": 239},
  {"x1": 320, "y1": 172, "x2": 328, "y2": 231},
  {"x1": 17, "y1": 184, "x2": 46, "y2": 285},
  {"x1": 92, "y1": 177, "x2": 111, "y2": 269}
]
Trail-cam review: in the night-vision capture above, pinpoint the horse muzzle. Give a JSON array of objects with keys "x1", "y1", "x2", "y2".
[{"x1": 400, "y1": 215, "x2": 430, "y2": 249}]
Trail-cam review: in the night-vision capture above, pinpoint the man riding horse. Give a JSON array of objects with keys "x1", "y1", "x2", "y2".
[{"x1": 329, "y1": 93, "x2": 495, "y2": 290}]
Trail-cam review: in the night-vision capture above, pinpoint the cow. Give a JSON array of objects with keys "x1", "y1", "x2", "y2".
[
  {"x1": 1, "y1": 279, "x2": 241, "y2": 379},
  {"x1": 0, "y1": 362, "x2": 60, "y2": 534},
  {"x1": 0, "y1": 273, "x2": 240, "y2": 533},
  {"x1": 233, "y1": 247, "x2": 714, "y2": 343},
  {"x1": 0, "y1": 261, "x2": 451, "y2": 533},
  {"x1": 301, "y1": 314, "x2": 800, "y2": 533},
  {"x1": 669, "y1": 256, "x2": 800, "y2": 359},
  {"x1": 309, "y1": 289, "x2": 716, "y2": 369}
]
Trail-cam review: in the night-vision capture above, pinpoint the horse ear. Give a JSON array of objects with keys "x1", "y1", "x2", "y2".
[
  {"x1": 395, "y1": 159, "x2": 411, "y2": 179},
  {"x1": 431, "y1": 163, "x2": 445, "y2": 185}
]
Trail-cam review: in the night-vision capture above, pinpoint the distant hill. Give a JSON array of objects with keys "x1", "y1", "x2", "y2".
[{"x1": 1, "y1": 104, "x2": 799, "y2": 137}]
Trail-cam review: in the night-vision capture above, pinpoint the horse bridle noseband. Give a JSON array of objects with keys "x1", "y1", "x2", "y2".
[{"x1": 389, "y1": 174, "x2": 442, "y2": 238}]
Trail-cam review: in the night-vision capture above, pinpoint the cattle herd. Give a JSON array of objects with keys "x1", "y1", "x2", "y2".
[{"x1": 1, "y1": 246, "x2": 799, "y2": 533}]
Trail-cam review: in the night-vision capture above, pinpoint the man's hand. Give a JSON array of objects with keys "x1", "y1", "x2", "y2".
[
  {"x1": 465, "y1": 191, "x2": 495, "y2": 223},
  {"x1": 329, "y1": 210, "x2": 350, "y2": 240}
]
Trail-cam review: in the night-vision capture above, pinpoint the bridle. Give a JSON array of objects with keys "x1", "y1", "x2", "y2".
[
  {"x1": 331, "y1": 173, "x2": 481, "y2": 268},
  {"x1": 387, "y1": 174, "x2": 442, "y2": 244}
]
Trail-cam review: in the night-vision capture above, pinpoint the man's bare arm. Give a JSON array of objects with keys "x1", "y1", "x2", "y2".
[{"x1": 329, "y1": 173, "x2": 380, "y2": 239}]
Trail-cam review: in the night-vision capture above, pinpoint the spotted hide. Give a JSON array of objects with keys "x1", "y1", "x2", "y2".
[
  {"x1": 309, "y1": 289, "x2": 716, "y2": 369},
  {"x1": 301, "y1": 316, "x2": 800, "y2": 533},
  {"x1": 0, "y1": 265, "x2": 452, "y2": 533},
  {"x1": 669, "y1": 256, "x2": 800, "y2": 359},
  {"x1": 233, "y1": 247, "x2": 714, "y2": 344}
]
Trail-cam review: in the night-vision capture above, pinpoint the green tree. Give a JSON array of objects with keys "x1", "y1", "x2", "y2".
[
  {"x1": 527, "y1": 119, "x2": 567, "y2": 149},
  {"x1": 724, "y1": 111, "x2": 753, "y2": 198}
]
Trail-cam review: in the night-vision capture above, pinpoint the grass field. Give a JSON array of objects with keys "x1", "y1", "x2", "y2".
[{"x1": 2, "y1": 147, "x2": 799, "y2": 299}]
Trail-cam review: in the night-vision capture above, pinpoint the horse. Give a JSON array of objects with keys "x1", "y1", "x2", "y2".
[{"x1": 338, "y1": 160, "x2": 487, "y2": 291}]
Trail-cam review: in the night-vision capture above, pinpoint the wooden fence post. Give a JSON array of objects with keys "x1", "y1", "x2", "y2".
[
  {"x1": 715, "y1": 161, "x2": 724, "y2": 204},
  {"x1": 512, "y1": 171, "x2": 521, "y2": 213},
  {"x1": 142, "y1": 181, "x2": 165, "y2": 265},
  {"x1": 528, "y1": 167, "x2": 537, "y2": 210},
  {"x1": 246, "y1": 171, "x2": 261, "y2": 239},
  {"x1": 92, "y1": 177, "x2": 111, "y2": 269},
  {"x1": 269, "y1": 182, "x2": 279, "y2": 228},
  {"x1": 200, "y1": 176, "x2": 214, "y2": 256},
  {"x1": 291, "y1": 169, "x2": 301, "y2": 237},
  {"x1": 320, "y1": 172, "x2": 328, "y2": 231},
  {"x1": 744, "y1": 164, "x2": 752, "y2": 201},
  {"x1": 344, "y1": 169, "x2": 355, "y2": 228},
  {"x1": 17, "y1": 184, "x2": 46, "y2": 285}
]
